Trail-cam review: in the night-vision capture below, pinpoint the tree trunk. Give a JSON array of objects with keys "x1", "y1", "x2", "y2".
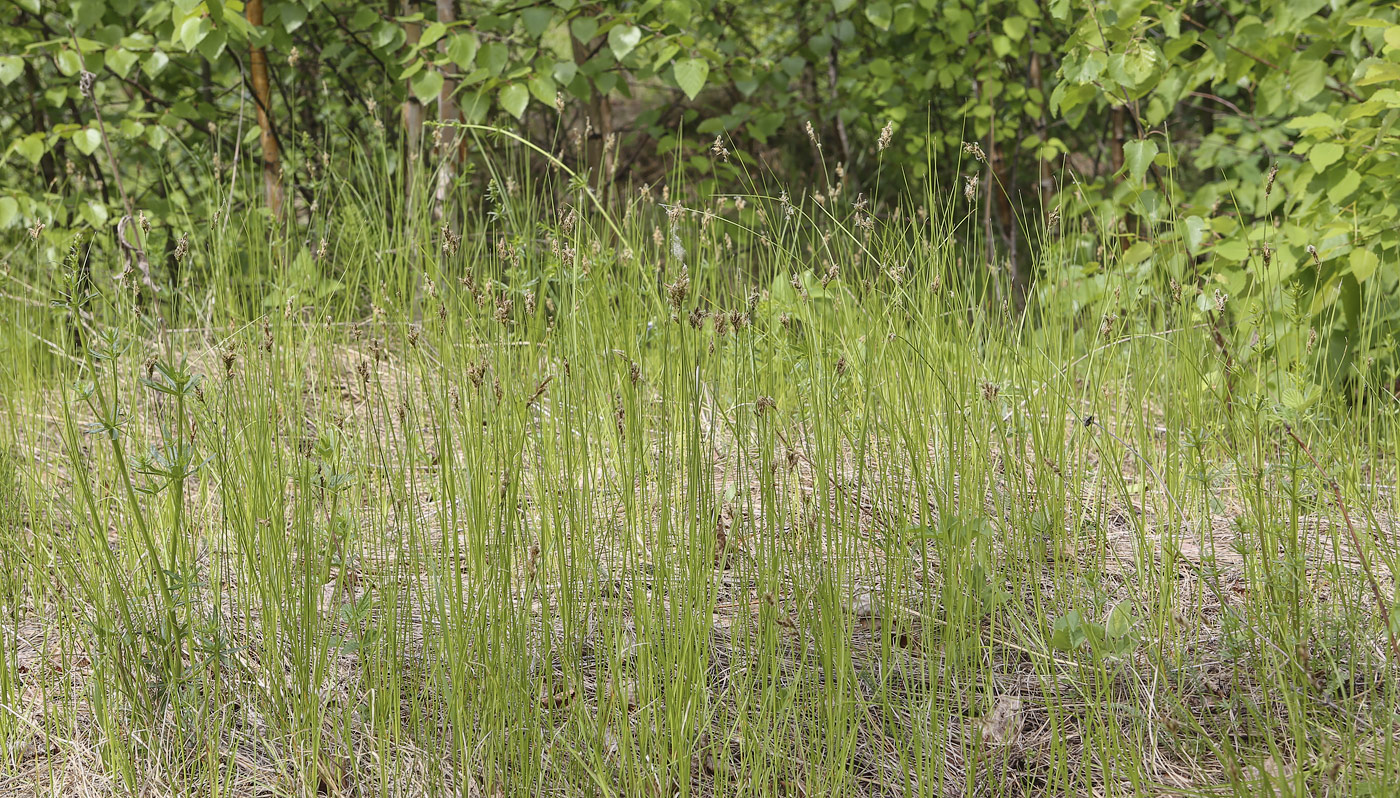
[
  {"x1": 247, "y1": 0, "x2": 284, "y2": 217},
  {"x1": 434, "y1": 0, "x2": 458, "y2": 224}
]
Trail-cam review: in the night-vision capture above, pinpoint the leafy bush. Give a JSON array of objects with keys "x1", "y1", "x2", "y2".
[{"x1": 2, "y1": 0, "x2": 1398, "y2": 383}]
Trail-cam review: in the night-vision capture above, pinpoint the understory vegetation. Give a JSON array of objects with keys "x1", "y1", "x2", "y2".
[{"x1": 1, "y1": 127, "x2": 1399, "y2": 796}]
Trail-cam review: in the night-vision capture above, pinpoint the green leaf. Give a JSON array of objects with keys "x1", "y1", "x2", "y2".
[
  {"x1": 411, "y1": 69, "x2": 444, "y2": 104},
  {"x1": 105, "y1": 48, "x2": 139, "y2": 78},
  {"x1": 0, "y1": 196, "x2": 18, "y2": 229},
  {"x1": 1291, "y1": 58, "x2": 1326, "y2": 101},
  {"x1": 80, "y1": 199, "x2": 108, "y2": 227},
  {"x1": 11, "y1": 134, "x2": 44, "y2": 165},
  {"x1": 459, "y1": 90, "x2": 489, "y2": 123},
  {"x1": 552, "y1": 60, "x2": 578, "y2": 86},
  {"x1": 195, "y1": 29, "x2": 227, "y2": 61},
  {"x1": 445, "y1": 33, "x2": 479, "y2": 69},
  {"x1": 1349, "y1": 249, "x2": 1380, "y2": 282},
  {"x1": 280, "y1": 3, "x2": 307, "y2": 32},
  {"x1": 1286, "y1": 112, "x2": 1342, "y2": 132},
  {"x1": 833, "y1": 0, "x2": 856, "y2": 12},
  {"x1": 1213, "y1": 239, "x2": 1249, "y2": 261},
  {"x1": 57, "y1": 49, "x2": 83, "y2": 77},
  {"x1": 371, "y1": 21, "x2": 401, "y2": 50},
  {"x1": 499, "y1": 83, "x2": 529, "y2": 119},
  {"x1": 1308, "y1": 142, "x2": 1344, "y2": 170},
  {"x1": 1122, "y1": 138, "x2": 1158, "y2": 183},
  {"x1": 420, "y1": 21, "x2": 447, "y2": 49},
  {"x1": 178, "y1": 16, "x2": 210, "y2": 51},
  {"x1": 1003, "y1": 16, "x2": 1027, "y2": 40},
  {"x1": 1182, "y1": 215, "x2": 1208, "y2": 255},
  {"x1": 1122, "y1": 241, "x2": 1154, "y2": 265},
  {"x1": 480, "y1": 41, "x2": 508, "y2": 75},
  {"x1": 73, "y1": 127, "x2": 103, "y2": 156},
  {"x1": 673, "y1": 57, "x2": 708, "y2": 100},
  {"x1": 143, "y1": 50, "x2": 169, "y2": 78},
  {"x1": 0, "y1": 56, "x2": 22, "y2": 85},
  {"x1": 522, "y1": 7, "x2": 554, "y2": 38},
  {"x1": 608, "y1": 25, "x2": 640, "y2": 60},
  {"x1": 865, "y1": 1, "x2": 892, "y2": 29},
  {"x1": 1106, "y1": 604, "x2": 1134, "y2": 640},
  {"x1": 570, "y1": 16, "x2": 598, "y2": 42},
  {"x1": 1327, "y1": 169, "x2": 1361, "y2": 205},
  {"x1": 1358, "y1": 61, "x2": 1400, "y2": 86},
  {"x1": 528, "y1": 74, "x2": 557, "y2": 106},
  {"x1": 1050, "y1": 611, "x2": 1087, "y2": 652}
]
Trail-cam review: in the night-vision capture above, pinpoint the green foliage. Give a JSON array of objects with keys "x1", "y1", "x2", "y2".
[
  {"x1": 1054, "y1": 0, "x2": 1400, "y2": 384},
  {"x1": 2, "y1": 0, "x2": 1399, "y2": 382}
]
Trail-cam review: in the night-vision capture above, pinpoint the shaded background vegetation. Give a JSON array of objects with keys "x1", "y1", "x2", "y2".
[{"x1": 2, "y1": 0, "x2": 1399, "y2": 381}]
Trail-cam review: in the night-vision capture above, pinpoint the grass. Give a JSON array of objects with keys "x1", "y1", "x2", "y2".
[{"x1": 0, "y1": 133, "x2": 1398, "y2": 797}]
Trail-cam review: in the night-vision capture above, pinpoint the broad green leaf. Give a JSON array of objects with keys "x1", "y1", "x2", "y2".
[
  {"x1": 280, "y1": 3, "x2": 307, "y2": 32},
  {"x1": 1122, "y1": 138, "x2": 1158, "y2": 183},
  {"x1": 1291, "y1": 57, "x2": 1325, "y2": 101},
  {"x1": 1213, "y1": 239, "x2": 1249, "y2": 261},
  {"x1": 1358, "y1": 61, "x2": 1400, "y2": 86},
  {"x1": 73, "y1": 127, "x2": 103, "y2": 156},
  {"x1": 0, "y1": 56, "x2": 22, "y2": 85},
  {"x1": 1349, "y1": 249, "x2": 1380, "y2": 282},
  {"x1": 1050, "y1": 611, "x2": 1087, "y2": 652},
  {"x1": 608, "y1": 25, "x2": 640, "y2": 60},
  {"x1": 1122, "y1": 241, "x2": 1153, "y2": 265},
  {"x1": 411, "y1": 69, "x2": 444, "y2": 104},
  {"x1": 552, "y1": 60, "x2": 577, "y2": 86},
  {"x1": 12, "y1": 134, "x2": 44, "y2": 165},
  {"x1": 0, "y1": 196, "x2": 18, "y2": 229},
  {"x1": 460, "y1": 90, "x2": 489, "y2": 124},
  {"x1": 570, "y1": 16, "x2": 598, "y2": 43},
  {"x1": 1286, "y1": 112, "x2": 1341, "y2": 132},
  {"x1": 445, "y1": 33, "x2": 479, "y2": 69},
  {"x1": 1182, "y1": 215, "x2": 1208, "y2": 255},
  {"x1": 865, "y1": 1, "x2": 892, "y2": 29},
  {"x1": 833, "y1": 0, "x2": 856, "y2": 11},
  {"x1": 420, "y1": 21, "x2": 447, "y2": 49},
  {"x1": 350, "y1": 7, "x2": 379, "y2": 29},
  {"x1": 1386, "y1": 25, "x2": 1400, "y2": 52},
  {"x1": 105, "y1": 48, "x2": 139, "y2": 78},
  {"x1": 499, "y1": 83, "x2": 529, "y2": 119},
  {"x1": 522, "y1": 8, "x2": 554, "y2": 38},
  {"x1": 673, "y1": 57, "x2": 708, "y2": 100},
  {"x1": 480, "y1": 42, "x2": 508, "y2": 75},
  {"x1": 371, "y1": 21, "x2": 401, "y2": 49},
  {"x1": 1106, "y1": 604, "x2": 1134, "y2": 640},
  {"x1": 195, "y1": 29, "x2": 227, "y2": 61},
  {"x1": 1308, "y1": 142, "x2": 1343, "y2": 170},
  {"x1": 528, "y1": 74, "x2": 557, "y2": 106},
  {"x1": 80, "y1": 199, "x2": 108, "y2": 227},
  {"x1": 1003, "y1": 16, "x2": 1027, "y2": 40},
  {"x1": 143, "y1": 50, "x2": 170, "y2": 78},
  {"x1": 57, "y1": 49, "x2": 83, "y2": 76},
  {"x1": 1327, "y1": 170, "x2": 1361, "y2": 205},
  {"x1": 179, "y1": 16, "x2": 210, "y2": 51}
]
